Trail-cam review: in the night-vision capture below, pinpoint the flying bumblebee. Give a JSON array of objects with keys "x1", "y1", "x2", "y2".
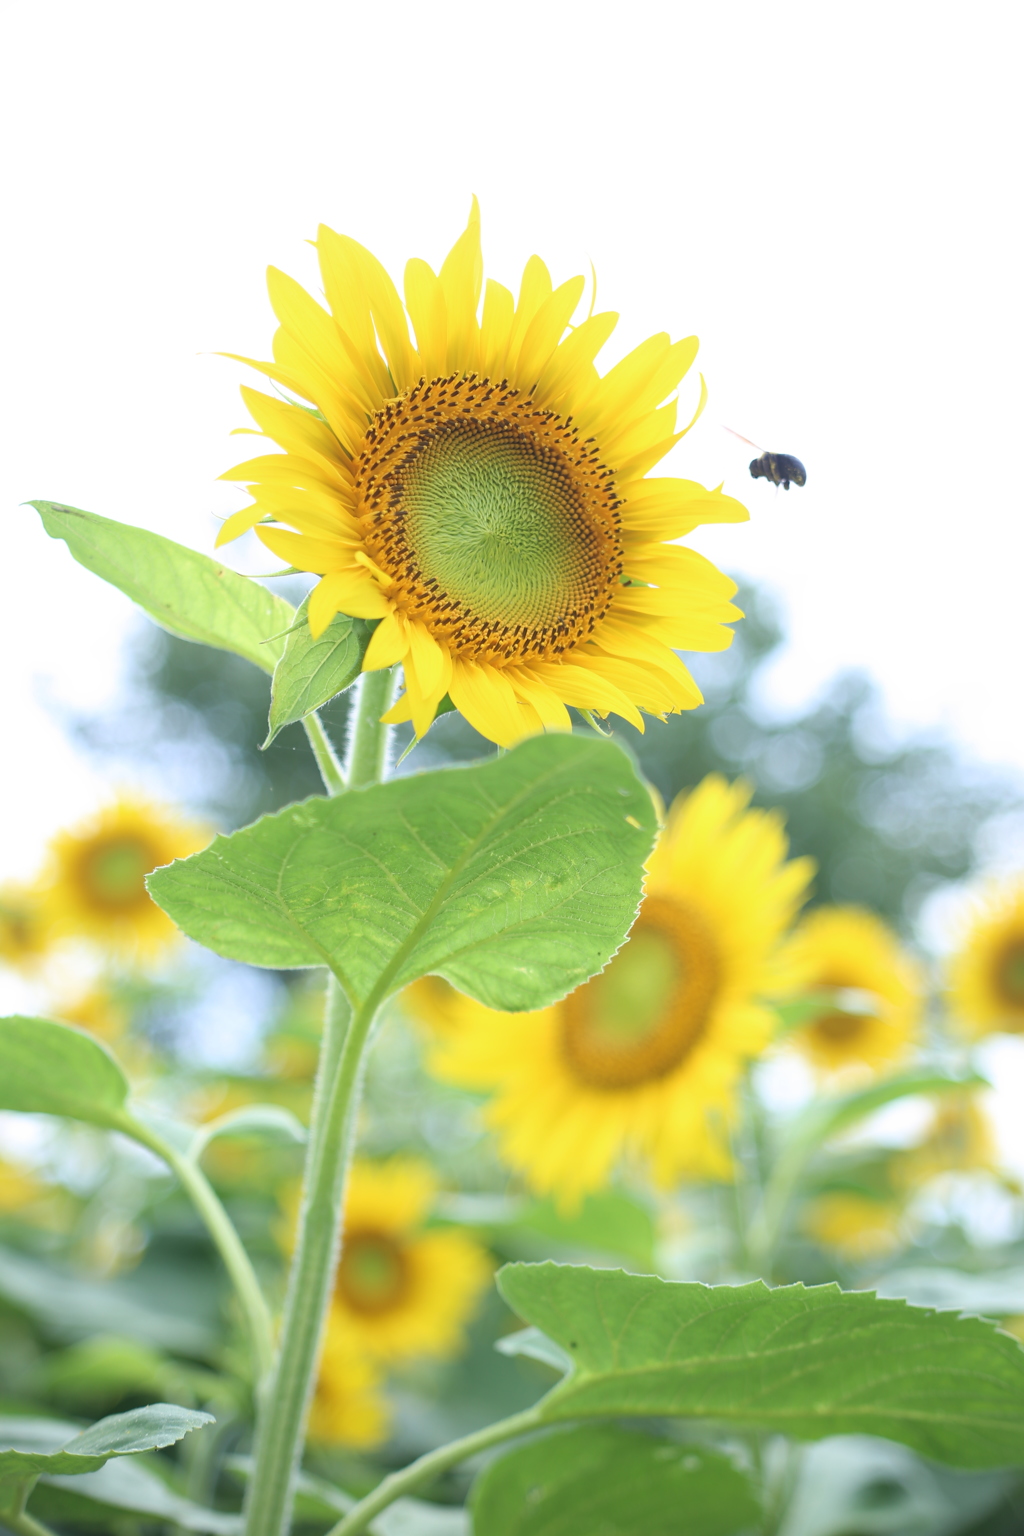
[{"x1": 725, "y1": 428, "x2": 806, "y2": 490}]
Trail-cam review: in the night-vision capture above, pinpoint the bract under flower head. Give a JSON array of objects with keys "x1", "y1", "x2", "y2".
[
  {"x1": 220, "y1": 202, "x2": 749, "y2": 747},
  {"x1": 427, "y1": 775, "x2": 813, "y2": 1205}
]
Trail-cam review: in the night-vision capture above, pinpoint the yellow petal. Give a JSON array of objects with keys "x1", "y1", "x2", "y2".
[
  {"x1": 405, "y1": 622, "x2": 450, "y2": 700},
  {"x1": 268, "y1": 267, "x2": 375, "y2": 411},
  {"x1": 588, "y1": 617, "x2": 703, "y2": 702},
  {"x1": 256, "y1": 527, "x2": 353, "y2": 574},
  {"x1": 534, "y1": 311, "x2": 618, "y2": 410},
  {"x1": 240, "y1": 387, "x2": 348, "y2": 475},
  {"x1": 316, "y1": 225, "x2": 413, "y2": 394},
  {"x1": 404, "y1": 258, "x2": 447, "y2": 380},
  {"x1": 438, "y1": 197, "x2": 483, "y2": 373},
  {"x1": 215, "y1": 503, "x2": 269, "y2": 547},
  {"x1": 218, "y1": 352, "x2": 316, "y2": 403},
  {"x1": 479, "y1": 280, "x2": 515, "y2": 380},
  {"x1": 528, "y1": 661, "x2": 644, "y2": 732},
  {"x1": 503, "y1": 256, "x2": 553, "y2": 375},
  {"x1": 621, "y1": 479, "x2": 749, "y2": 538},
  {"x1": 512, "y1": 275, "x2": 586, "y2": 384},
  {"x1": 507, "y1": 668, "x2": 572, "y2": 732},
  {"x1": 448, "y1": 661, "x2": 533, "y2": 748},
  {"x1": 220, "y1": 454, "x2": 351, "y2": 494},
  {"x1": 309, "y1": 572, "x2": 390, "y2": 635},
  {"x1": 363, "y1": 611, "x2": 409, "y2": 671}
]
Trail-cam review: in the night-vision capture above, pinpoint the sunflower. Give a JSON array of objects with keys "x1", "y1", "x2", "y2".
[
  {"x1": 947, "y1": 883, "x2": 1024, "y2": 1038},
  {"x1": 428, "y1": 775, "x2": 813, "y2": 1205},
  {"x1": 0, "y1": 882, "x2": 52, "y2": 970},
  {"x1": 325, "y1": 1158, "x2": 491, "y2": 1363},
  {"x1": 217, "y1": 202, "x2": 748, "y2": 747},
  {"x1": 308, "y1": 1324, "x2": 389, "y2": 1449},
  {"x1": 785, "y1": 907, "x2": 922, "y2": 1076},
  {"x1": 40, "y1": 797, "x2": 209, "y2": 959}
]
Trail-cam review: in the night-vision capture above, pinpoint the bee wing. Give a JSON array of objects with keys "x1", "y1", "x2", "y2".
[{"x1": 723, "y1": 426, "x2": 764, "y2": 452}]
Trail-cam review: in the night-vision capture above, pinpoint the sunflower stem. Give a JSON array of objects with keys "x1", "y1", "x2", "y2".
[
  {"x1": 302, "y1": 712, "x2": 346, "y2": 795},
  {"x1": 243, "y1": 676, "x2": 393, "y2": 1536},
  {"x1": 121, "y1": 1115, "x2": 275, "y2": 1388},
  {"x1": 344, "y1": 669, "x2": 397, "y2": 791},
  {"x1": 322, "y1": 1405, "x2": 548, "y2": 1536},
  {"x1": 5, "y1": 1511, "x2": 61, "y2": 1536}
]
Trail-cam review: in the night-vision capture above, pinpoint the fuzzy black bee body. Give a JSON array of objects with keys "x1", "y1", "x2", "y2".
[{"x1": 748, "y1": 452, "x2": 806, "y2": 490}]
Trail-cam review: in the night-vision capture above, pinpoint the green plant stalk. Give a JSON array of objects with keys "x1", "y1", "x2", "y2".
[
  {"x1": 242, "y1": 675, "x2": 394, "y2": 1536},
  {"x1": 345, "y1": 668, "x2": 396, "y2": 790},
  {"x1": 302, "y1": 712, "x2": 346, "y2": 795},
  {"x1": 122, "y1": 1115, "x2": 275, "y2": 1388},
  {"x1": 323, "y1": 1405, "x2": 547, "y2": 1536},
  {"x1": 4, "y1": 1510, "x2": 60, "y2": 1536}
]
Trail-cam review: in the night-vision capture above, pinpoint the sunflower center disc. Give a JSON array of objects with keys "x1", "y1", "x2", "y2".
[
  {"x1": 996, "y1": 939, "x2": 1024, "y2": 1010},
  {"x1": 78, "y1": 837, "x2": 156, "y2": 912},
  {"x1": 356, "y1": 375, "x2": 623, "y2": 665},
  {"x1": 562, "y1": 896, "x2": 719, "y2": 1090},
  {"x1": 336, "y1": 1229, "x2": 409, "y2": 1315}
]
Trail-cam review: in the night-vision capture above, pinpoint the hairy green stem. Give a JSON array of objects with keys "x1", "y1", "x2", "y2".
[
  {"x1": 345, "y1": 669, "x2": 396, "y2": 791},
  {"x1": 324, "y1": 1406, "x2": 547, "y2": 1536},
  {"x1": 122, "y1": 1116, "x2": 275, "y2": 1387},
  {"x1": 302, "y1": 712, "x2": 346, "y2": 795},
  {"x1": 242, "y1": 675, "x2": 394, "y2": 1536}
]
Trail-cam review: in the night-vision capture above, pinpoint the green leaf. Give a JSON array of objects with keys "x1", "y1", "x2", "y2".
[
  {"x1": 0, "y1": 1016, "x2": 130, "y2": 1131},
  {"x1": 265, "y1": 593, "x2": 374, "y2": 745},
  {"x1": 787, "y1": 1068, "x2": 990, "y2": 1151},
  {"x1": 0, "y1": 1244, "x2": 219, "y2": 1356},
  {"x1": 188, "y1": 1103, "x2": 308, "y2": 1161},
  {"x1": 31, "y1": 501, "x2": 294, "y2": 673},
  {"x1": 471, "y1": 1425, "x2": 759, "y2": 1536},
  {"x1": 0, "y1": 1405, "x2": 212, "y2": 1497},
  {"x1": 41, "y1": 1456, "x2": 242, "y2": 1533},
  {"x1": 148, "y1": 735, "x2": 657, "y2": 1012},
  {"x1": 497, "y1": 1262, "x2": 1024, "y2": 1469}
]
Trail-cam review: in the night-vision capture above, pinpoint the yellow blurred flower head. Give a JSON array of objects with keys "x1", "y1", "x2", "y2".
[
  {"x1": 0, "y1": 882, "x2": 52, "y2": 970},
  {"x1": 308, "y1": 1325, "x2": 390, "y2": 1449},
  {"x1": 219, "y1": 202, "x2": 749, "y2": 749},
  {"x1": 428, "y1": 775, "x2": 814, "y2": 1205},
  {"x1": 805, "y1": 1192, "x2": 903, "y2": 1261},
  {"x1": 327, "y1": 1158, "x2": 490, "y2": 1364},
  {"x1": 786, "y1": 906, "x2": 922, "y2": 1076},
  {"x1": 947, "y1": 883, "x2": 1024, "y2": 1038},
  {"x1": 40, "y1": 796, "x2": 209, "y2": 959}
]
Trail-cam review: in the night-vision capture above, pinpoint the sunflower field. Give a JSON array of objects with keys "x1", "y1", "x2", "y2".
[{"x1": 5, "y1": 207, "x2": 1024, "y2": 1536}]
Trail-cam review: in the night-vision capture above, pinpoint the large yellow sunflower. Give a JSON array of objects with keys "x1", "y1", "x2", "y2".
[
  {"x1": 784, "y1": 907, "x2": 922, "y2": 1076},
  {"x1": 947, "y1": 883, "x2": 1024, "y2": 1038},
  {"x1": 804, "y1": 1193, "x2": 904, "y2": 1261},
  {"x1": 218, "y1": 202, "x2": 748, "y2": 747},
  {"x1": 428, "y1": 775, "x2": 814, "y2": 1204},
  {"x1": 40, "y1": 797, "x2": 210, "y2": 959},
  {"x1": 326, "y1": 1159, "x2": 491, "y2": 1363}
]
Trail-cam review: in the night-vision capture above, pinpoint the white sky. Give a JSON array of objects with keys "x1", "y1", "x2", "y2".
[{"x1": 2, "y1": 0, "x2": 1022, "y2": 879}]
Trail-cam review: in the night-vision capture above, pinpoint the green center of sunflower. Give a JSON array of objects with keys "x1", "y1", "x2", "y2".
[
  {"x1": 357, "y1": 375, "x2": 623, "y2": 665},
  {"x1": 996, "y1": 939, "x2": 1024, "y2": 1010},
  {"x1": 78, "y1": 837, "x2": 155, "y2": 911},
  {"x1": 561, "y1": 896, "x2": 719, "y2": 1090},
  {"x1": 336, "y1": 1230, "x2": 409, "y2": 1315}
]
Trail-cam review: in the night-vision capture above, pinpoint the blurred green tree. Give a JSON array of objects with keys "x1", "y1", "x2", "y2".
[{"x1": 79, "y1": 583, "x2": 1016, "y2": 929}]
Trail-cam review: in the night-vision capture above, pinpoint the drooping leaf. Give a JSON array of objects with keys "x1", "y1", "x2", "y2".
[
  {"x1": 188, "y1": 1103, "x2": 308, "y2": 1161},
  {"x1": 786, "y1": 1068, "x2": 990, "y2": 1152},
  {"x1": 0, "y1": 1016, "x2": 130, "y2": 1131},
  {"x1": 40, "y1": 1455, "x2": 242, "y2": 1533},
  {"x1": 148, "y1": 735, "x2": 657, "y2": 1013},
  {"x1": 497, "y1": 1262, "x2": 1024, "y2": 1469},
  {"x1": 471, "y1": 1425, "x2": 760, "y2": 1536},
  {"x1": 0, "y1": 1244, "x2": 218, "y2": 1356},
  {"x1": 0, "y1": 1404, "x2": 212, "y2": 1488},
  {"x1": 265, "y1": 593, "x2": 374, "y2": 744},
  {"x1": 31, "y1": 501, "x2": 293, "y2": 673}
]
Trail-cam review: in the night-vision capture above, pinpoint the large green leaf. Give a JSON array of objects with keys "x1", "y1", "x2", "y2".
[
  {"x1": 148, "y1": 735, "x2": 657, "y2": 1012},
  {"x1": 0, "y1": 1406, "x2": 212, "y2": 1509},
  {"x1": 497, "y1": 1262, "x2": 1024, "y2": 1469},
  {"x1": 0, "y1": 1016, "x2": 130, "y2": 1131},
  {"x1": 32, "y1": 501, "x2": 293, "y2": 673},
  {"x1": 471, "y1": 1425, "x2": 759, "y2": 1536},
  {"x1": 265, "y1": 593, "x2": 374, "y2": 744},
  {"x1": 40, "y1": 1456, "x2": 242, "y2": 1533}
]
